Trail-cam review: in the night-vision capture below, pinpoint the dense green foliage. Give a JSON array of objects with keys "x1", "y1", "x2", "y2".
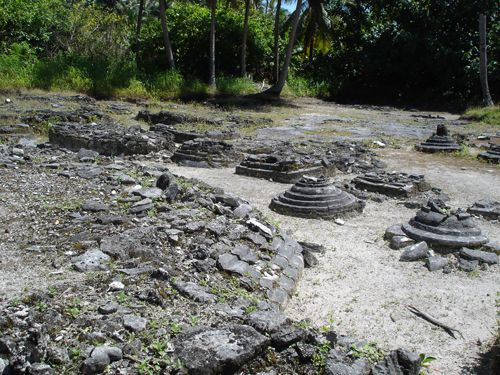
[{"x1": 0, "y1": 0, "x2": 497, "y2": 107}]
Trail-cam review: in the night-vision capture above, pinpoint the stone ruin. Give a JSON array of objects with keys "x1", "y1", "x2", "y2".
[
  {"x1": 137, "y1": 109, "x2": 222, "y2": 125},
  {"x1": 385, "y1": 200, "x2": 497, "y2": 273},
  {"x1": 350, "y1": 171, "x2": 432, "y2": 198},
  {"x1": 478, "y1": 136, "x2": 500, "y2": 163},
  {"x1": 468, "y1": 199, "x2": 500, "y2": 221},
  {"x1": 270, "y1": 175, "x2": 364, "y2": 219},
  {"x1": 48, "y1": 122, "x2": 175, "y2": 156},
  {"x1": 235, "y1": 154, "x2": 325, "y2": 183},
  {"x1": 416, "y1": 124, "x2": 460, "y2": 153},
  {"x1": 171, "y1": 138, "x2": 241, "y2": 168},
  {"x1": 400, "y1": 199, "x2": 489, "y2": 250},
  {"x1": 150, "y1": 123, "x2": 239, "y2": 143}
]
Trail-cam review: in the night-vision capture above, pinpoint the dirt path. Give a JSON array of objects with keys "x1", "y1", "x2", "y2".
[{"x1": 169, "y1": 153, "x2": 499, "y2": 375}]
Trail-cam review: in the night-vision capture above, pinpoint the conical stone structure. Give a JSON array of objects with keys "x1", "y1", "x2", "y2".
[
  {"x1": 171, "y1": 138, "x2": 239, "y2": 168},
  {"x1": 478, "y1": 137, "x2": 500, "y2": 163},
  {"x1": 416, "y1": 124, "x2": 460, "y2": 153},
  {"x1": 402, "y1": 200, "x2": 488, "y2": 250},
  {"x1": 270, "y1": 176, "x2": 364, "y2": 219},
  {"x1": 236, "y1": 154, "x2": 324, "y2": 183}
]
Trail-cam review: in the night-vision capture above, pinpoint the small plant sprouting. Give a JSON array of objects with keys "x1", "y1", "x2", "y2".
[
  {"x1": 350, "y1": 342, "x2": 385, "y2": 364},
  {"x1": 170, "y1": 322, "x2": 182, "y2": 335},
  {"x1": 312, "y1": 340, "x2": 332, "y2": 370},
  {"x1": 189, "y1": 315, "x2": 200, "y2": 326},
  {"x1": 418, "y1": 353, "x2": 437, "y2": 374}
]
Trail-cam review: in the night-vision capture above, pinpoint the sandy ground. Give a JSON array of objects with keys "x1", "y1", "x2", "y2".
[{"x1": 168, "y1": 155, "x2": 499, "y2": 375}]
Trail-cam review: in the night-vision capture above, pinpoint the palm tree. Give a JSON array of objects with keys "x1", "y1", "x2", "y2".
[
  {"x1": 208, "y1": 0, "x2": 217, "y2": 87},
  {"x1": 265, "y1": 0, "x2": 302, "y2": 96},
  {"x1": 240, "y1": 0, "x2": 251, "y2": 76},
  {"x1": 135, "y1": 0, "x2": 145, "y2": 65},
  {"x1": 300, "y1": 0, "x2": 331, "y2": 61},
  {"x1": 479, "y1": 14, "x2": 494, "y2": 106},
  {"x1": 273, "y1": 0, "x2": 282, "y2": 83},
  {"x1": 159, "y1": 0, "x2": 175, "y2": 69}
]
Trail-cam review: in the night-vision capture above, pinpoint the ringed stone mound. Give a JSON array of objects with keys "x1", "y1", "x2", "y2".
[
  {"x1": 351, "y1": 171, "x2": 431, "y2": 198},
  {"x1": 401, "y1": 200, "x2": 488, "y2": 250},
  {"x1": 171, "y1": 138, "x2": 240, "y2": 168},
  {"x1": 416, "y1": 124, "x2": 460, "y2": 153},
  {"x1": 235, "y1": 154, "x2": 324, "y2": 183},
  {"x1": 49, "y1": 122, "x2": 175, "y2": 156},
  {"x1": 270, "y1": 175, "x2": 364, "y2": 219},
  {"x1": 478, "y1": 137, "x2": 500, "y2": 163}
]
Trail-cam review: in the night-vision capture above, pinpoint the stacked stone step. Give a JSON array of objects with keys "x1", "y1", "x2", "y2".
[
  {"x1": 48, "y1": 122, "x2": 175, "y2": 156},
  {"x1": 270, "y1": 175, "x2": 364, "y2": 219},
  {"x1": 236, "y1": 154, "x2": 324, "y2": 183},
  {"x1": 401, "y1": 200, "x2": 488, "y2": 250},
  {"x1": 351, "y1": 171, "x2": 431, "y2": 198},
  {"x1": 171, "y1": 138, "x2": 239, "y2": 168},
  {"x1": 478, "y1": 136, "x2": 500, "y2": 163},
  {"x1": 468, "y1": 199, "x2": 500, "y2": 221},
  {"x1": 416, "y1": 124, "x2": 460, "y2": 152}
]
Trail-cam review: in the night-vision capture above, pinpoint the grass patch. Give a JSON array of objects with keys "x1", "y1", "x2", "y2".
[
  {"x1": 463, "y1": 106, "x2": 500, "y2": 126},
  {"x1": 216, "y1": 76, "x2": 258, "y2": 96}
]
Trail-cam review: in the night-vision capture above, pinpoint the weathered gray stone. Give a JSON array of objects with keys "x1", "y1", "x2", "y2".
[
  {"x1": 390, "y1": 236, "x2": 415, "y2": 250},
  {"x1": 174, "y1": 325, "x2": 269, "y2": 375},
  {"x1": 246, "y1": 311, "x2": 288, "y2": 333},
  {"x1": 384, "y1": 225, "x2": 405, "y2": 240},
  {"x1": 77, "y1": 148, "x2": 99, "y2": 162},
  {"x1": 123, "y1": 315, "x2": 147, "y2": 332},
  {"x1": 416, "y1": 124, "x2": 460, "y2": 153},
  {"x1": 426, "y1": 256, "x2": 448, "y2": 271},
  {"x1": 458, "y1": 258, "x2": 479, "y2": 272},
  {"x1": 270, "y1": 325, "x2": 308, "y2": 350},
  {"x1": 172, "y1": 280, "x2": 217, "y2": 303},
  {"x1": 372, "y1": 349, "x2": 421, "y2": 375},
  {"x1": 82, "y1": 346, "x2": 122, "y2": 374},
  {"x1": 72, "y1": 249, "x2": 110, "y2": 272},
  {"x1": 303, "y1": 248, "x2": 319, "y2": 267},
  {"x1": 231, "y1": 244, "x2": 258, "y2": 264},
  {"x1": 246, "y1": 218, "x2": 273, "y2": 239},
  {"x1": 27, "y1": 363, "x2": 54, "y2": 375},
  {"x1": 459, "y1": 248, "x2": 498, "y2": 265},
  {"x1": 82, "y1": 199, "x2": 108, "y2": 212},
  {"x1": 98, "y1": 302, "x2": 119, "y2": 315},
  {"x1": 233, "y1": 204, "x2": 253, "y2": 219},
  {"x1": 325, "y1": 357, "x2": 371, "y2": 375},
  {"x1": 217, "y1": 253, "x2": 249, "y2": 276},
  {"x1": 399, "y1": 242, "x2": 429, "y2": 262},
  {"x1": 482, "y1": 242, "x2": 500, "y2": 255}
]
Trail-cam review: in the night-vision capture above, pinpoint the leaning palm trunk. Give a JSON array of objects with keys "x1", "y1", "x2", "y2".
[
  {"x1": 265, "y1": 0, "x2": 302, "y2": 95},
  {"x1": 208, "y1": 0, "x2": 216, "y2": 87},
  {"x1": 273, "y1": 0, "x2": 282, "y2": 83},
  {"x1": 241, "y1": 0, "x2": 251, "y2": 76},
  {"x1": 479, "y1": 14, "x2": 494, "y2": 106},
  {"x1": 159, "y1": 0, "x2": 175, "y2": 69},
  {"x1": 135, "y1": 0, "x2": 145, "y2": 65}
]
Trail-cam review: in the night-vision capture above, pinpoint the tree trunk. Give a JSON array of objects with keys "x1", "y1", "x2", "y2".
[
  {"x1": 208, "y1": 0, "x2": 216, "y2": 87},
  {"x1": 135, "y1": 0, "x2": 145, "y2": 66},
  {"x1": 240, "y1": 0, "x2": 251, "y2": 77},
  {"x1": 159, "y1": 0, "x2": 175, "y2": 69},
  {"x1": 273, "y1": 0, "x2": 282, "y2": 84},
  {"x1": 479, "y1": 14, "x2": 494, "y2": 106},
  {"x1": 265, "y1": 0, "x2": 269, "y2": 14},
  {"x1": 266, "y1": 0, "x2": 302, "y2": 96}
]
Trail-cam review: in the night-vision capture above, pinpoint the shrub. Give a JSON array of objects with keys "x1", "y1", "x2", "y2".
[{"x1": 216, "y1": 76, "x2": 258, "y2": 95}]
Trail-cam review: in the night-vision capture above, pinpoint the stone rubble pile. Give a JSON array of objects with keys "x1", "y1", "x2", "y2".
[
  {"x1": 468, "y1": 199, "x2": 500, "y2": 221},
  {"x1": 48, "y1": 122, "x2": 175, "y2": 156},
  {"x1": 171, "y1": 138, "x2": 241, "y2": 168},
  {"x1": 235, "y1": 153, "x2": 325, "y2": 183}
]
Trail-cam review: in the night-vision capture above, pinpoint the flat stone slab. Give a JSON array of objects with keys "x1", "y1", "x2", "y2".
[
  {"x1": 459, "y1": 248, "x2": 498, "y2": 265},
  {"x1": 174, "y1": 325, "x2": 269, "y2": 375},
  {"x1": 352, "y1": 171, "x2": 431, "y2": 198}
]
